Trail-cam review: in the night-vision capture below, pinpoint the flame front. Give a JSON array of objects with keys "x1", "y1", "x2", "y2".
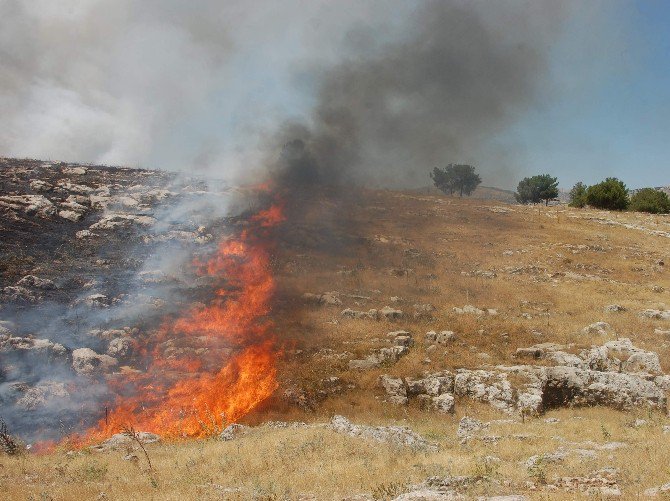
[{"x1": 83, "y1": 201, "x2": 284, "y2": 441}]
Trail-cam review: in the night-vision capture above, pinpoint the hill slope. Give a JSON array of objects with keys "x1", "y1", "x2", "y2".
[{"x1": 1, "y1": 158, "x2": 670, "y2": 499}]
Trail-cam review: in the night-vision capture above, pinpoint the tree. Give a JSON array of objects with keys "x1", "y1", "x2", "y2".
[
  {"x1": 514, "y1": 174, "x2": 559, "y2": 205},
  {"x1": 430, "y1": 164, "x2": 481, "y2": 197},
  {"x1": 629, "y1": 188, "x2": 670, "y2": 214},
  {"x1": 586, "y1": 177, "x2": 629, "y2": 210},
  {"x1": 568, "y1": 182, "x2": 587, "y2": 208}
]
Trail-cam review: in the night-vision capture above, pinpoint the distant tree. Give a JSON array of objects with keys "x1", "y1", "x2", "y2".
[
  {"x1": 629, "y1": 188, "x2": 670, "y2": 214},
  {"x1": 568, "y1": 182, "x2": 587, "y2": 208},
  {"x1": 586, "y1": 177, "x2": 629, "y2": 210},
  {"x1": 514, "y1": 174, "x2": 559, "y2": 205},
  {"x1": 430, "y1": 166, "x2": 454, "y2": 195},
  {"x1": 430, "y1": 164, "x2": 481, "y2": 197}
]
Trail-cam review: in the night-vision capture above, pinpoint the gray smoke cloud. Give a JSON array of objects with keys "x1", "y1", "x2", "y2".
[
  {"x1": 272, "y1": 1, "x2": 573, "y2": 187},
  {"x1": 1, "y1": 1, "x2": 622, "y2": 187}
]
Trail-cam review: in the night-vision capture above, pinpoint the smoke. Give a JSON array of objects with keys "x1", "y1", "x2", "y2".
[
  {"x1": 272, "y1": 1, "x2": 573, "y2": 188},
  {"x1": 0, "y1": 0, "x2": 626, "y2": 187}
]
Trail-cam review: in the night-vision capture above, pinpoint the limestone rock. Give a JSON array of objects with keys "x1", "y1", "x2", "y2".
[
  {"x1": 379, "y1": 375, "x2": 408, "y2": 405},
  {"x1": 72, "y1": 348, "x2": 118, "y2": 376},
  {"x1": 330, "y1": 415, "x2": 437, "y2": 451},
  {"x1": 220, "y1": 423, "x2": 249, "y2": 441}
]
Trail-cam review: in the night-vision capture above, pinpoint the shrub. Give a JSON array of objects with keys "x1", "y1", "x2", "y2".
[
  {"x1": 585, "y1": 177, "x2": 629, "y2": 210},
  {"x1": 629, "y1": 188, "x2": 670, "y2": 214},
  {"x1": 568, "y1": 182, "x2": 587, "y2": 208}
]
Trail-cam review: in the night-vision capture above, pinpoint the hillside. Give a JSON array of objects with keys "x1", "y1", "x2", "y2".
[{"x1": 1, "y1": 158, "x2": 670, "y2": 499}]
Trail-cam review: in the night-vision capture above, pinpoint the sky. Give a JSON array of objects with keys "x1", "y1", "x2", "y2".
[
  {"x1": 509, "y1": 0, "x2": 670, "y2": 189},
  {"x1": 0, "y1": 0, "x2": 669, "y2": 190}
]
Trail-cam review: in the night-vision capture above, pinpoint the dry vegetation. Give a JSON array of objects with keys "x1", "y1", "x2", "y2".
[{"x1": 3, "y1": 190, "x2": 670, "y2": 499}]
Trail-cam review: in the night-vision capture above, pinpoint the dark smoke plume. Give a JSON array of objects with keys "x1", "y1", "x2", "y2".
[{"x1": 271, "y1": 1, "x2": 571, "y2": 188}]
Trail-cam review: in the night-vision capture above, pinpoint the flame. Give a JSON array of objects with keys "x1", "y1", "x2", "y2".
[{"x1": 80, "y1": 199, "x2": 285, "y2": 442}]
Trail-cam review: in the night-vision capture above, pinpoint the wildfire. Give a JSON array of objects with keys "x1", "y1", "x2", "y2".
[{"x1": 82, "y1": 199, "x2": 285, "y2": 441}]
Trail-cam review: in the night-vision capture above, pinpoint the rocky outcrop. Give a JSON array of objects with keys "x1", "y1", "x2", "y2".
[
  {"x1": 219, "y1": 423, "x2": 249, "y2": 441},
  {"x1": 640, "y1": 309, "x2": 670, "y2": 320},
  {"x1": 89, "y1": 213, "x2": 156, "y2": 230},
  {"x1": 349, "y1": 332, "x2": 413, "y2": 370},
  {"x1": 453, "y1": 305, "x2": 498, "y2": 316},
  {"x1": 381, "y1": 356, "x2": 667, "y2": 415},
  {"x1": 90, "y1": 432, "x2": 160, "y2": 452},
  {"x1": 12, "y1": 381, "x2": 70, "y2": 410},
  {"x1": 348, "y1": 345, "x2": 408, "y2": 370},
  {"x1": 542, "y1": 366, "x2": 666, "y2": 410},
  {"x1": 0, "y1": 334, "x2": 70, "y2": 362},
  {"x1": 329, "y1": 415, "x2": 437, "y2": 451},
  {"x1": 72, "y1": 347, "x2": 118, "y2": 375},
  {"x1": 582, "y1": 321, "x2": 613, "y2": 336}
]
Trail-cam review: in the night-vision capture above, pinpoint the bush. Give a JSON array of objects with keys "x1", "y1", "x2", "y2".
[
  {"x1": 585, "y1": 177, "x2": 629, "y2": 210},
  {"x1": 629, "y1": 188, "x2": 670, "y2": 214},
  {"x1": 568, "y1": 182, "x2": 587, "y2": 208},
  {"x1": 515, "y1": 174, "x2": 559, "y2": 205}
]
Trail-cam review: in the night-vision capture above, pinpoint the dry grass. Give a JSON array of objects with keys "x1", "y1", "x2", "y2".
[
  {"x1": 3, "y1": 191, "x2": 670, "y2": 499},
  {"x1": 2, "y1": 407, "x2": 670, "y2": 499}
]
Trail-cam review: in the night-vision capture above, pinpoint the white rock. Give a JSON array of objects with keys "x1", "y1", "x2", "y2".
[
  {"x1": 72, "y1": 347, "x2": 118, "y2": 375},
  {"x1": 582, "y1": 321, "x2": 613, "y2": 336},
  {"x1": 58, "y1": 209, "x2": 83, "y2": 222},
  {"x1": 330, "y1": 415, "x2": 437, "y2": 451}
]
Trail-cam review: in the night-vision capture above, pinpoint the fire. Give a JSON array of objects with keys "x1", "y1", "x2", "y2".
[{"x1": 81, "y1": 199, "x2": 285, "y2": 441}]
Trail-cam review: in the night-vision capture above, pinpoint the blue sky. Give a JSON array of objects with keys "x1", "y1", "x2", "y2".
[{"x1": 506, "y1": 0, "x2": 670, "y2": 190}]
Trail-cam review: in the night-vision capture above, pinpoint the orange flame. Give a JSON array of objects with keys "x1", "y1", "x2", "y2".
[{"x1": 80, "y1": 200, "x2": 285, "y2": 442}]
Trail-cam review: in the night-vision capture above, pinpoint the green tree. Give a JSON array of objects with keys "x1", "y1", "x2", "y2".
[
  {"x1": 514, "y1": 174, "x2": 559, "y2": 205},
  {"x1": 431, "y1": 164, "x2": 481, "y2": 197},
  {"x1": 586, "y1": 177, "x2": 629, "y2": 210},
  {"x1": 568, "y1": 182, "x2": 587, "y2": 208},
  {"x1": 629, "y1": 188, "x2": 670, "y2": 214}
]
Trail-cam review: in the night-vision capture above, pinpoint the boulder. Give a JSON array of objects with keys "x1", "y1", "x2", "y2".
[
  {"x1": 0, "y1": 194, "x2": 55, "y2": 218},
  {"x1": 453, "y1": 305, "x2": 497, "y2": 316},
  {"x1": 58, "y1": 210, "x2": 82, "y2": 222},
  {"x1": 457, "y1": 416, "x2": 488, "y2": 439},
  {"x1": 107, "y1": 337, "x2": 133, "y2": 359},
  {"x1": 17, "y1": 275, "x2": 56, "y2": 290},
  {"x1": 379, "y1": 375, "x2": 408, "y2": 405},
  {"x1": 431, "y1": 393, "x2": 455, "y2": 414},
  {"x1": 643, "y1": 482, "x2": 670, "y2": 497},
  {"x1": 582, "y1": 321, "x2": 613, "y2": 336},
  {"x1": 0, "y1": 286, "x2": 38, "y2": 303},
  {"x1": 425, "y1": 330, "x2": 455, "y2": 345},
  {"x1": 90, "y1": 432, "x2": 160, "y2": 452},
  {"x1": 13, "y1": 381, "x2": 69, "y2": 410},
  {"x1": 219, "y1": 423, "x2": 249, "y2": 441}
]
